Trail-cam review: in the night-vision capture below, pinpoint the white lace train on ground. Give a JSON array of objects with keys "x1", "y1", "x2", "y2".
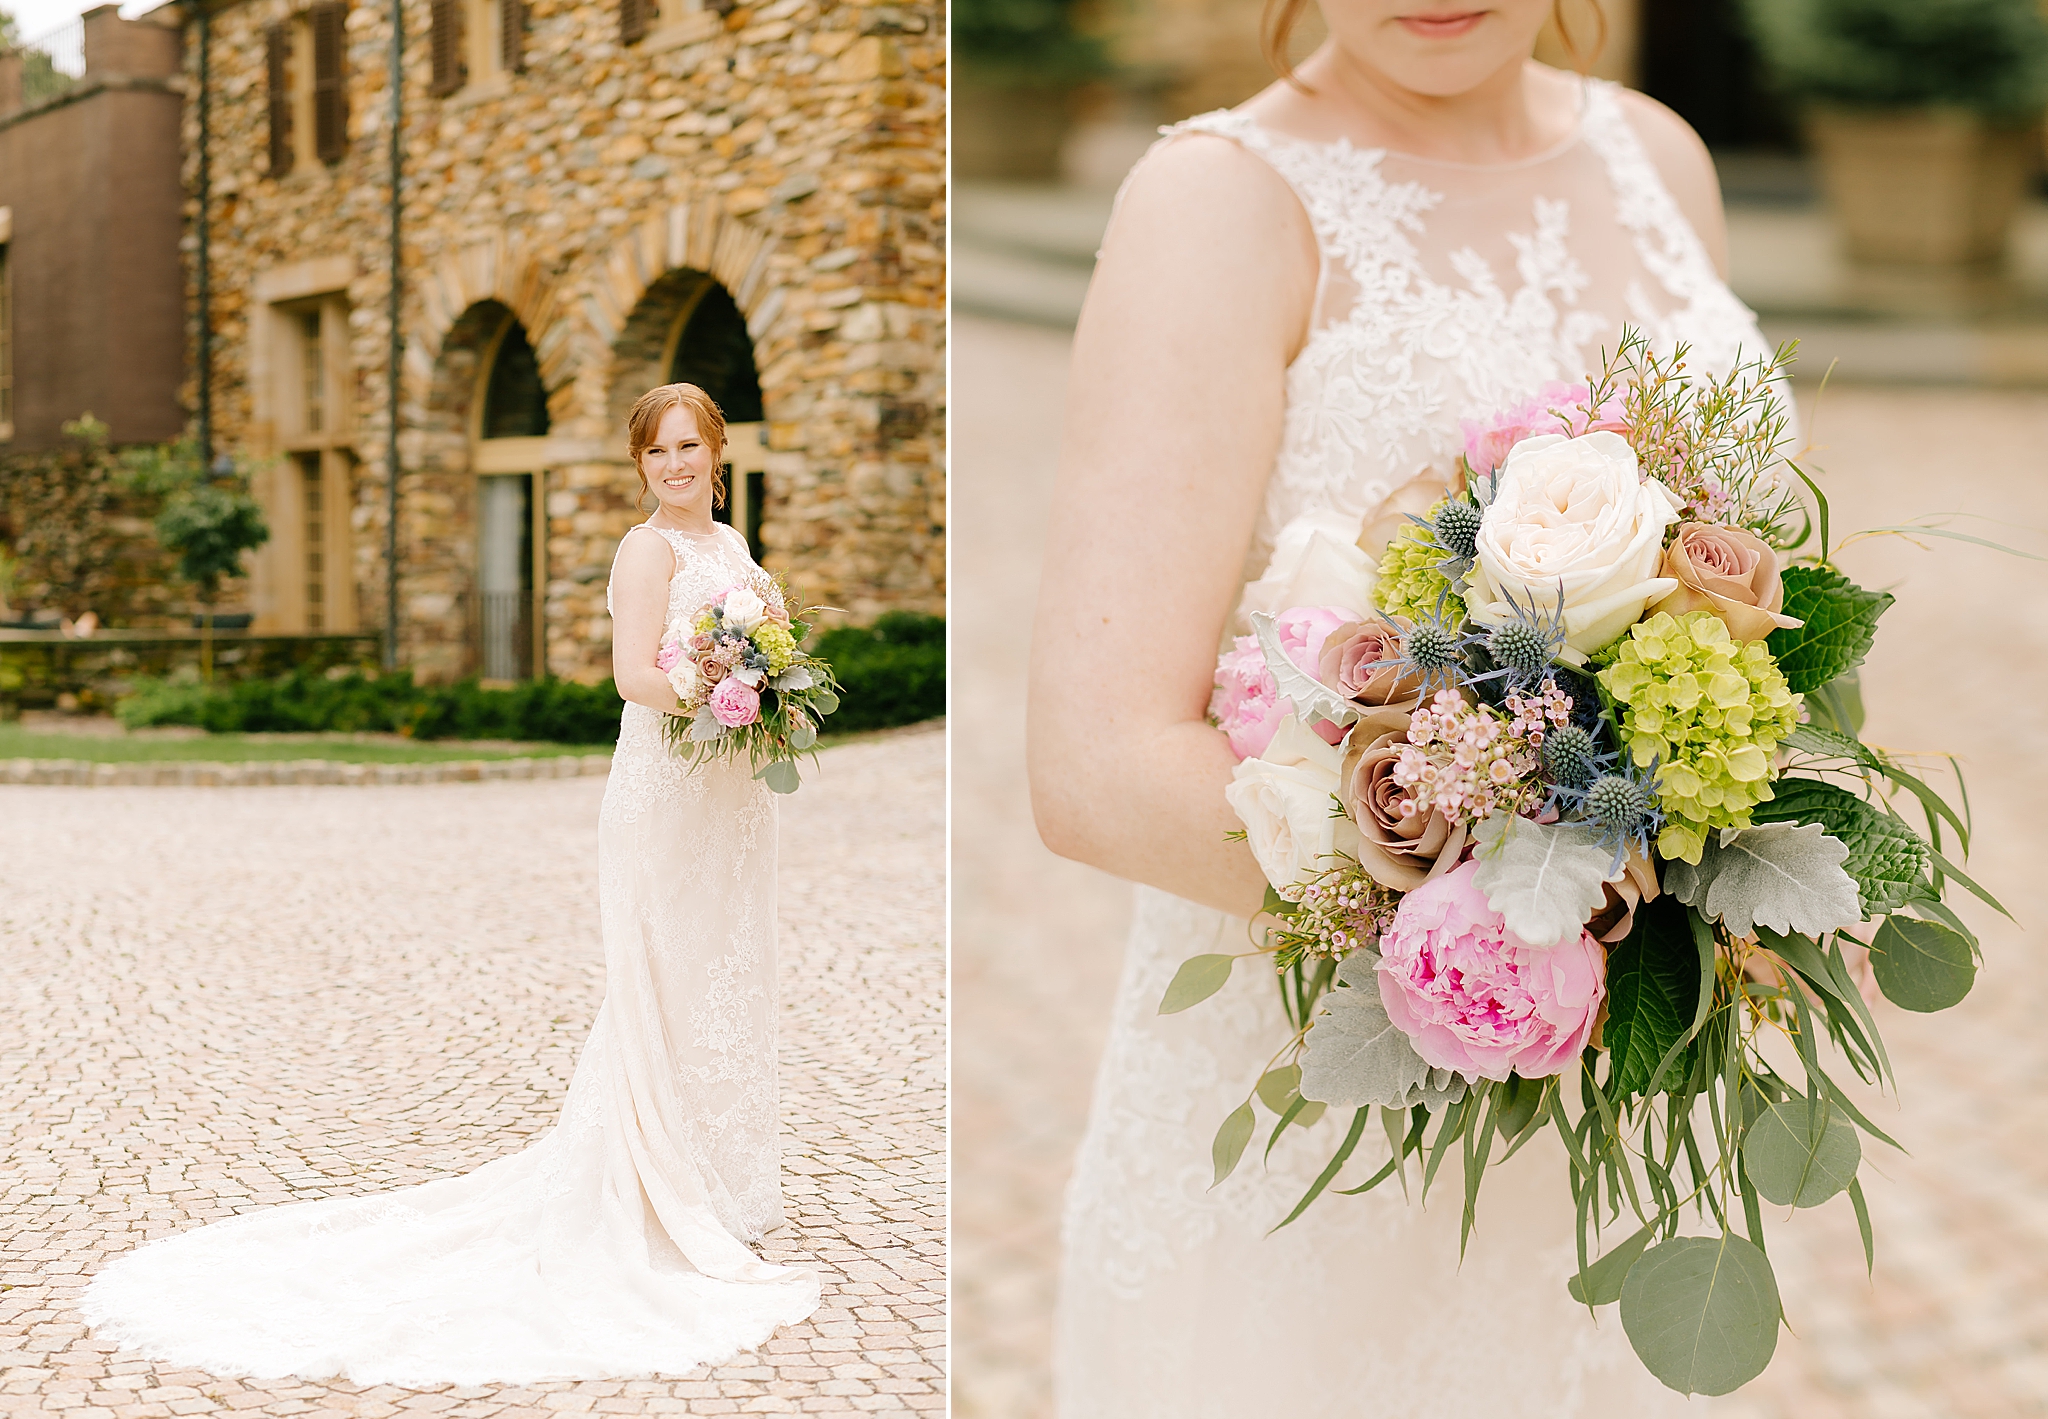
[{"x1": 83, "y1": 523, "x2": 819, "y2": 1384}]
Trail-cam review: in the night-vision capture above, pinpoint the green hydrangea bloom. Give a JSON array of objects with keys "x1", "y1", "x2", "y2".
[
  {"x1": 1597, "y1": 610, "x2": 1803, "y2": 865},
  {"x1": 1373, "y1": 504, "x2": 1465, "y2": 624},
  {"x1": 754, "y1": 621, "x2": 798, "y2": 674}
]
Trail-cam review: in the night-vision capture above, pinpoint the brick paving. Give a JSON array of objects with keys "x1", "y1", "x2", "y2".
[
  {"x1": 952, "y1": 310, "x2": 2048, "y2": 1417},
  {"x1": 0, "y1": 724, "x2": 945, "y2": 1418}
]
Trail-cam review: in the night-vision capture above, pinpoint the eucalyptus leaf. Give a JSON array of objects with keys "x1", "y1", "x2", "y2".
[
  {"x1": 813, "y1": 689, "x2": 841, "y2": 715},
  {"x1": 1212, "y1": 1102, "x2": 1255, "y2": 1186},
  {"x1": 1620, "y1": 1233, "x2": 1781, "y2": 1397},
  {"x1": 1767, "y1": 566, "x2": 1892, "y2": 695},
  {"x1": 1469, "y1": 814, "x2": 1615, "y2": 948},
  {"x1": 1661, "y1": 821, "x2": 1862, "y2": 938},
  {"x1": 1158, "y1": 953, "x2": 1235, "y2": 1015},
  {"x1": 753, "y1": 759, "x2": 801, "y2": 794},
  {"x1": 1602, "y1": 896, "x2": 1699, "y2": 1097},
  {"x1": 1299, "y1": 953, "x2": 1465, "y2": 1110},
  {"x1": 1256, "y1": 1064, "x2": 1302, "y2": 1114},
  {"x1": 789, "y1": 722, "x2": 818, "y2": 751},
  {"x1": 1752, "y1": 778, "x2": 1930, "y2": 916},
  {"x1": 1249, "y1": 611, "x2": 1359, "y2": 731},
  {"x1": 1567, "y1": 1221, "x2": 1656, "y2": 1307},
  {"x1": 1744, "y1": 1097, "x2": 1860, "y2": 1208},
  {"x1": 1870, "y1": 915, "x2": 1976, "y2": 1012}
]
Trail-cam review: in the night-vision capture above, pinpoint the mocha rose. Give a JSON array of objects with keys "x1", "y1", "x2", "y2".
[
  {"x1": 1648, "y1": 522, "x2": 1802, "y2": 642},
  {"x1": 1317, "y1": 618, "x2": 1426, "y2": 720},
  {"x1": 1340, "y1": 728, "x2": 1469, "y2": 892}
]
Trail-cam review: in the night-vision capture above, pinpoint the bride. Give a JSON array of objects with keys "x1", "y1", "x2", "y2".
[
  {"x1": 1029, "y1": 3, "x2": 1755, "y2": 1414},
  {"x1": 82, "y1": 383, "x2": 820, "y2": 1383}
]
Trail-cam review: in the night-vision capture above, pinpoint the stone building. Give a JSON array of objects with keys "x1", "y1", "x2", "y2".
[{"x1": 187, "y1": 0, "x2": 943, "y2": 681}]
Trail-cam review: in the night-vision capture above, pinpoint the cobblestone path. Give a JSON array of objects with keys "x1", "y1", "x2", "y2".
[
  {"x1": 953, "y1": 311, "x2": 2048, "y2": 1418},
  {"x1": 0, "y1": 726, "x2": 945, "y2": 1418}
]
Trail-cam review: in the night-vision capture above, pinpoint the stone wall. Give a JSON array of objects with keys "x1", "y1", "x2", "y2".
[{"x1": 188, "y1": 0, "x2": 944, "y2": 682}]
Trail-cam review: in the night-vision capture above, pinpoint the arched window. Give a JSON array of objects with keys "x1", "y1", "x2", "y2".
[
  {"x1": 474, "y1": 310, "x2": 549, "y2": 680},
  {"x1": 664, "y1": 280, "x2": 766, "y2": 558}
]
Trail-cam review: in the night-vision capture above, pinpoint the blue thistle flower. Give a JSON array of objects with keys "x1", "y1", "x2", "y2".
[
  {"x1": 1464, "y1": 584, "x2": 1569, "y2": 693},
  {"x1": 1554, "y1": 756, "x2": 1663, "y2": 874}
]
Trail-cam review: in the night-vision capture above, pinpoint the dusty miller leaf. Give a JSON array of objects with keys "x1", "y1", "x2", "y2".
[
  {"x1": 1662, "y1": 821, "x2": 1862, "y2": 938},
  {"x1": 1751, "y1": 778, "x2": 1930, "y2": 916},
  {"x1": 1299, "y1": 953, "x2": 1467, "y2": 1110},
  {"x1": 1249, "y1": 611, "x2": 1358, "y2": 731},
  {"x1": 1470, "y1": 814, "x2": 1614, "y2": 948}
]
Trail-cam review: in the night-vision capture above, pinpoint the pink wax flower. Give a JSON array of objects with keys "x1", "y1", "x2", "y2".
[
  {"x1": 1461, "y1": 382, "x2": 1628, "y2": 477},
  {"x1": 656, "y1": 637, "x2": 683, "y2": 673},
  {"x1": 1209, "y1": 636, "x2": 1287, "y2": 760},
  {"x1": 709, "y1": 677, "x2": 761, "y2": 728},
  {"x1": 1375, "y1": 859, "x2": 1605, "y2": 1082}
]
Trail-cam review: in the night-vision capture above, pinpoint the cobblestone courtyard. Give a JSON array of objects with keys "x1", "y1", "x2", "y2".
[
  {"x1": 0, "y1": 726, "x2": 945, "y2": 1418},
  {"x1": 954, "y1": 313, "x2": 2048, "y2": 1418}
]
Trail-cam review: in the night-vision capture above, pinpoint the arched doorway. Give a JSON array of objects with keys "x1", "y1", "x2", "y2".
[
  {"x1": 612, "y1": 270, "x2": 769, "y2": 563},
  {"x1": 470, "y1": 309, "x2": 549, "y2": 681}
]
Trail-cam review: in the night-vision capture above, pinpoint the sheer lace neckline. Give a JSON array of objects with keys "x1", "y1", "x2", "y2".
[
  {"x1": 1225, "y1": 74, "x2": 1591, "y2": 174},
  {"x1": 642, "y1": 519, "x2": 726, "y2": 541}
]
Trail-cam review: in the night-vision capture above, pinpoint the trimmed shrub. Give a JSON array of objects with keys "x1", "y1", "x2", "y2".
[{"x1": 116, "y1": 615, "x2": 946, "y2": 742}]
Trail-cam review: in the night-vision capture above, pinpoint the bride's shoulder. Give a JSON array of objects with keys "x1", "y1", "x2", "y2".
[
  {"x1": 1604, "y1": 85, "x2": 1729, "y2": 274},
  {"x1": 1102, "y1": 111, "x2": 1314, "y2": 279}
]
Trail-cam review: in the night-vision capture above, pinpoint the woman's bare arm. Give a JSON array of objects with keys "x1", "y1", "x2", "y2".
[
  {"x1": 610, "y1": 529, "x2": 683, "y2": 712},
  {"x1": 1027, "y1": 135, "x2": 1319, "y2": 919}
]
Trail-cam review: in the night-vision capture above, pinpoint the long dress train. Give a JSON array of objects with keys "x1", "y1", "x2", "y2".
[
  {"x1": 81, "y1": 520, "x2": 820, "y2": 1385},
  {"x1": 1055, "y1": 80, "x2": 1760, "y2": 1417}
]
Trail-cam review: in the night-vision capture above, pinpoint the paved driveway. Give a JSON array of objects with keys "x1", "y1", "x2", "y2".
[
  {"x1": 0, "y1": 724, "x2": 945, "y2": 1418},
  {"x1": 952, "y1": 310, "x2": 2048, "y2": 1419}
]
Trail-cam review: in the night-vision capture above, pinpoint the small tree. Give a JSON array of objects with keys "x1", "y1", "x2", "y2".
[{"x1": 119, "y1": 440, "x2": 271, "y2": 679}]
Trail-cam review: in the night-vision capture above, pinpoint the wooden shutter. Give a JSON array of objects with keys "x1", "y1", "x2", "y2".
[
  {"x1": 265, "y1": 25, "x2": 294, "y2": 177},
  {"x1": 619, "y1": 0, "x2": 649, "y2": 46},
  {"x1": 429, "y1": 0, "x2": 466, "y2": 95},
  {"x1": 499, "y1": 0, "x2": 525, "y2": 73},
  {"x1": 310, "y1": 3, "x2": 348, "y2": 165}
]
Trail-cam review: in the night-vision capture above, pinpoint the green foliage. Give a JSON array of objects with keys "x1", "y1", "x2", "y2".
[
  {"x1": 1766, "y1": 566, "x2": 1892, "y2": 696},
  {"x1": 1619, "y1": 1234, "x2": 1781, "y2": 1396},
  {"x1": 1297, "y1": 951, "x2": 1461, "y2": 1110},
  {"x1": 1158, "y1": 953, "x2": 1235, "y2": 1014},
  {"x1": 1742, "y1": 0, "x2": 2048, "y2": 116},
  {"x1": 1751, "y1": 778, "x2": 1930, "y2": 916},
  {"x1": 1568, "y1": 1223, "x2": 1655, "y2": 1306},
  {"x1": 1745, "y1": 1097, "x2": 1860, "y2": 1208},
  {"x1": 118, "y1": 667, "x2": 626, "y2": 743},
  {"x1": 809, "y1": 612, "x2": 946, "y2": 733},
  {"x1": 117, "y1": 439, "x2": 271, "y2": 605},
  {"x1": 1211, "y1": 1102, "x2": 1255, "y2": 1186},
  {"x1": 953, "y1": 0, "x2": 1109, "y2": 81},
  {"x1": 1601, "y1": 897, "x2": 1701, "y2": 1097},
  {"x1": 1869, "y1": 915, "x2": 1977, "y2": 1011}
]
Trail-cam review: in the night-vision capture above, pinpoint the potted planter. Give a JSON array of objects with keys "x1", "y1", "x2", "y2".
[
  {"x1": 952, "y1": 0, "x2": 1110, "y2": 182},
  {"x1": 1744, "y1": 0, "x2": 2048, "y2": 267}
]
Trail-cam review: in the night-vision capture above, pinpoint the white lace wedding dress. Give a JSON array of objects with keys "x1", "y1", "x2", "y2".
[
  {"x1": 81, "y1": 520, "x2": 820, "y2": 1384},
  {"x1": 1056, "y1": 80, "x2": 1760, "y2": 1417}
]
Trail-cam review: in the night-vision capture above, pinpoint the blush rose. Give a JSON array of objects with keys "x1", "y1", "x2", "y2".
[{"x1": 1649, "y1": 522, "x2": 1802, "y2": 643}]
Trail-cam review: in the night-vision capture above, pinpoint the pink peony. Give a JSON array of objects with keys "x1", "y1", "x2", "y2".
[
  {"x1": 1210, "y1": 636, "x2": 1287, "y2": 760},
  {"x1": 656, "y1": 637, "x2": 683, "y2": 673},
  {"x1": 1461, "y1": 382, "x2": 1627, "y2": 477},
  {"x1": 1375, "y1": 860, "x2": 1605, "y2": 1082},
  {"x1": 709, "y1": 677, "x2": 762, "y2": 728}
]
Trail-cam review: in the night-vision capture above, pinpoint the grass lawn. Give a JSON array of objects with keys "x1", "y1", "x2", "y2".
[{"x1": 0, "y1": 725, "x2": 597, "y2": 765}]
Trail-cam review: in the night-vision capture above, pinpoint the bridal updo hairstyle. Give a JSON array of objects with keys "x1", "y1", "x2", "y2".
[
  {"x1": 1261, "y1": 0, "x2": 1607, "y2": 83},
  {"x1": 628, "y1": 382, "x2": 729, "y2": 513}
]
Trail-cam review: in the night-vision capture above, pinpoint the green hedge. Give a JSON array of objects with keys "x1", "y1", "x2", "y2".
[{"x1": 118, "y1": 614, "x2": 946, "y2": 743}]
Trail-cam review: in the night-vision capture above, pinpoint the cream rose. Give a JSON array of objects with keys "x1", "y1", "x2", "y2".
[
  {"x1": 1466, "y1": 431, "x2": 1681, "y2": 661},
  {"x1": 723, "y1": 588, "x2": 769, "y2": 634},
  {"x1": 1648, "y1": 522, "x2": 1801, "y2": 642},
  {"x1": 1238, "y1": 511, "x2": 1377, "y2": 625},
  {"x1": 1224, "y1": 714, "x2": 1359, "y2": 891}
]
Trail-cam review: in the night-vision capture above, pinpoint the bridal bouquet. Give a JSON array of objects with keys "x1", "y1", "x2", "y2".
[
  {"x1": 658, "y1": 582, "x2": 840, "y2": 793},
  {"x1": 1175, "y1": 331, "x2": 2003, "y2": 1395}
]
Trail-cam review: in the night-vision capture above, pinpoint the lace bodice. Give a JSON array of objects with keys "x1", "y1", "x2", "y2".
[
  {"x1": 607, "y1": 521, "x2": 783, "y2": 631},
  {"x1": 1057, "y1": 78, "x2": 1766, "y2": 1419},
  {"x1": 1163, "y1": 81, "x2": 1762, "y2": 578}
]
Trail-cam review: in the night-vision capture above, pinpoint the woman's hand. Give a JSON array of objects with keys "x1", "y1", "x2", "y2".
[
  {"x1": 610, "y1": 531, "x2": 684, "y2": 713},
  {"x1": 1026, "y1": 134, "x2": 1319, "y2": 919}
]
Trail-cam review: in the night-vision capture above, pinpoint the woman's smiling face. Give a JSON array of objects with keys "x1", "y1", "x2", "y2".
[
  {"x1": 640, "y1": 402, "x2": 720, "y2": 523},
  {"x1": 1321, "y1": 2, "x2": 1552, "y2": 98}
]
